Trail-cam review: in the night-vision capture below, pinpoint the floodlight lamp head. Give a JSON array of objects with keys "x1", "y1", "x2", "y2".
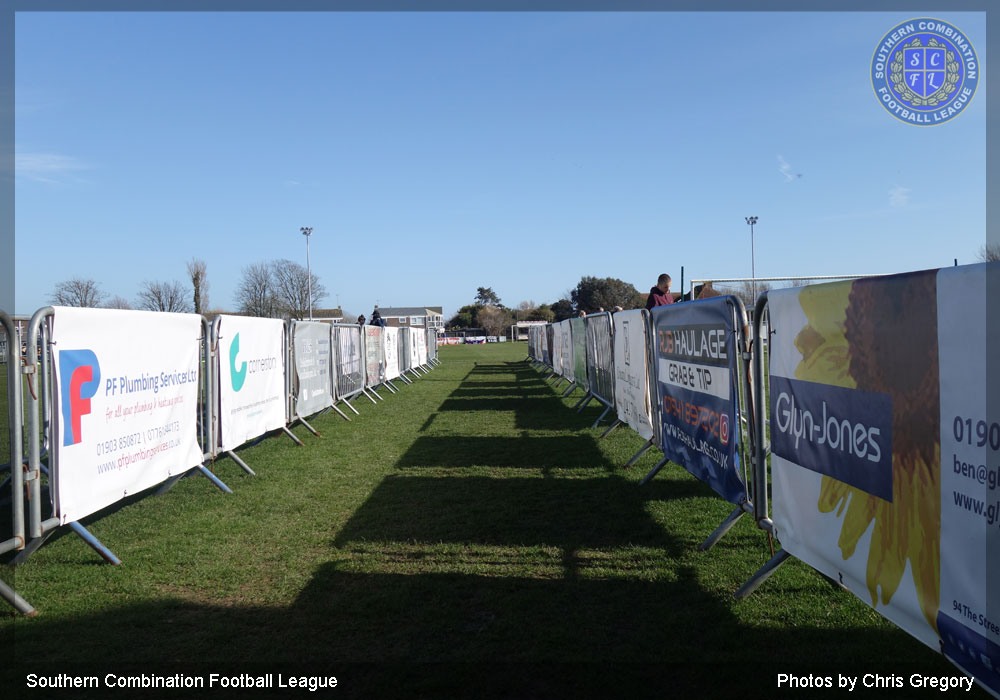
[{"x1": 745, "y1": 216, "x2": 758, "y2": 226}]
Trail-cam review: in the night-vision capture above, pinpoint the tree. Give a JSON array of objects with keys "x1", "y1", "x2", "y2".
[
  {"x1": 527, "y1": 303, "x2": 555, "y2": 322},
  {"x1": 234, "y1": 262, "x2": 278, "y2": 318},
  {"x1": 977, "y1": 242, "x2": 1000, "y2": 262},
  {"x1": 271, "y1": 258, "x2": 327, "y2": 320},
  {"x1": 475, "y1": 287, "x2": 502, "y2": 307},
  {"x1": 447, "y1": 304, "x2": 483, "y2": 329},
  {"x1": 478, "y1": 305, "x2": 512, "y2": 337},
  {"x1": 570, "y1": 276, "x2": 642, "y2": 313},
  {"x1": 50, "y1": 278, "x2": 106, "y2": 307},
  {"x1": 186, "y1": 258, "x2": 209, "y2": 314},
  {"x1": 137, "y1": 280, "x2": 193, "y2": 313},
  {"x1": 550, "y1": 299, "x2": 575, "y2": 322},
  {"x1": 105, "y1": 296, "x2": 133, "y2": 310}
]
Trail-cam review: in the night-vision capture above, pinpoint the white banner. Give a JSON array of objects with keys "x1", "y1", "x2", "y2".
[
  {"x1": 408, "y1": 327, "x2": 421, "y2": 370},
  {"x1": 217, "y1": 315, "x2": 286, "y2": 452},
  {"x1": 415, "y1": 329, "x2": 428, "y2": 367},
  {"x1": 551, "y1": 323, "x2": 563, "y2": 376},
  {"x1": 559, "y1": 320, "x2": 575, "y2": 383},
  {"x1": 613, "y1": 310, "x2": 654, "y2": 442},
  {"x1": 384, "y1": 327, "x2": 401, "y2": 380},
  {"x1": 293, "y1": 321, "x2": 333, "y2": 417},
  {"x1": 50, "y1": 307, "x2": 203, "y2": 524},
  {"x1": 768, "y1": 266, "x2": 1000, "y2": 695}
]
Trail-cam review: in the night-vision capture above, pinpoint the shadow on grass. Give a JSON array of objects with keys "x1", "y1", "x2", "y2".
[{"x1": 394, "y1": 436, "x2": 614, "y2": 472}]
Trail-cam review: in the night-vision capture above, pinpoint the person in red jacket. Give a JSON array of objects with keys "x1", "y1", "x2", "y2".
[{"x1": 645, "y1": 273, "x2": 674, "y2": 309}]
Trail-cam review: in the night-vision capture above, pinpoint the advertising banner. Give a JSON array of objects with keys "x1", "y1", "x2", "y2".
[
  {"x1": 415, "y1": 329, "x2": 428, "y2": 367},
  {"x1": 558, "y1": 321, "x2": 573, "y2": 381},
  {"x1": 570, "y1": 318, "x2": 589, "y2": 392},
  {"x1": 217, "y1": 315, "x2": 286, "y2": 452},
  {"x1": 425, "y1": 329, "x2": 437, "y2": 362},
  {"x1": 613, "y1": 310, "x2": 654, "y2": 442},
  {"x1": 408, "y1": 327, "x2": 421, "y2": 369},
  {"x1": 384, "y1": 327, "x2": 401, "y2": 380},
  {"x1": 293, "y1": 321, "x2": 333, "y2": 418},
  {"x1": 50, "y1": 307, "x2": 203, "y2": 524},
  {"x1": 585, "y1": 314, "x2": 614, "y2": 405},
  {"x1": 334, "y1": 325, "x2": 364, "y2": 397},
  {"x1": 364, "y1": 326, "x2": 384, "y2": 388},
  {"x1": 652, "y1": 298, "x2": 744, "y2": 504},
  {"x1": 767, "y1": 265, "x2": 999, "y2": 695}
]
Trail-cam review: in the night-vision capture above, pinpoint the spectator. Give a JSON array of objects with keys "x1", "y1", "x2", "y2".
[
  {"x1": 577, "y1": 310, "x2": 587, "y2": 318},
  {"x1": 645, "y1": 274, "x2": 674, "y2": 309},
  {"x1": 371, "y1": 307, "x2": 386, "y2": 327},
  {"x1": 357, "y1": 314, "x2": 366, "y2": 326}
]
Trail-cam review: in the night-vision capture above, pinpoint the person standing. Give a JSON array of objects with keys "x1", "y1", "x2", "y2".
[{"x1": 645, "y1": 274, "x2": 674, "y2": 309}]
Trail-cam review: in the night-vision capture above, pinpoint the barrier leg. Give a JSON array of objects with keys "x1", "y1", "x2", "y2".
[
  {"x1": 623, "y1": 439, "x2": 654, "y2": 469},
  {"x1": 699, "y1": 506, "x2": 745, "y2": 552},
  {"x1": 340, "y1": 397, "x2": 360, "y2": 415},
  {"x1": 11, "y1": 529, "x2": 56, "y2": 565},
  {"x1": 0, "y1": 578, "x2": 36, "y2": 616},
  {"x1": 362, "y1": 389, "x2": 378, "y2": 405},
  {"x1": 331, "y1": 404, "x2": 351, "y2": 421},
  {"x1": 367, "y1": 387, "x2": 384, "y2": 401},
  {"x1": 561, "y1": 383, "x2": 577, "y2": 398},
  {"x1": 388, "y1": 380, "x2": 401, "y2": 392},
  {"x1": 639, "y1": 456, "x2": 670, "y2": 486},
  {"x1": 599, "y1": 419, "x2": 622, "y2": 440},
  {"x1": 590, "y1": 404, "x2": 611, "y2": 429},
  {"x1": 399, "y1": 374, "x2": 414, "y2": 385},
  {"x1": 296, "y1": 416, "x2": 322, "y2": 437},
  {"x1": 68, "y1": 522, "x2": 121, "y2": 565},
  {"x1": 574, "y1": 393, "x2": 593, "y2": 411},
  {"x1": 383, "y1": 382, "x2": 398, "y2": 394},
  {"x1": 156, "y1": 473, "x2": 186, "y2": 496},
  {"x1": 226, "y1": 450, "x2": 256, "y2": 476},
  {"x1": 281, "y1": 426, "x2": 305, "y2": 446},
  {"x1": 197, "y1": 465, "x2": 232, "y2": 494},
  {"x1": 734, "y1": 549, "x2": 792, "y2": 600}
]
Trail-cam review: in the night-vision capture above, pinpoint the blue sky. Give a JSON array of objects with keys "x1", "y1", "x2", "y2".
[{"x1": 12, "y1": 10, "x2": 988, "y2": 318}]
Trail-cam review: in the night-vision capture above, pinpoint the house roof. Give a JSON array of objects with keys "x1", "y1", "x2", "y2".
[
  {"x1": 378, "y1": 306, "x2": 443, "y2": 317},
  {"x1": 311, "y1": 308, "x2": 344, "y2": 319}
]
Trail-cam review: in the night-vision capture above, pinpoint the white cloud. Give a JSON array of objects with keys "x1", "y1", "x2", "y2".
[
  {"x1": 777, "y1": 154, "x2": 796, "y2": 182},
  {"x1": 15, "y1": 152, "x2": 89, "y2": 183},
  {"x1": 889, "y1": 185, "x2": 911, "y2": 207}
]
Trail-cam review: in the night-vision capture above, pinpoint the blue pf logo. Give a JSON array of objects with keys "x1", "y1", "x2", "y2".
[{"x1": 871, "y1": 18, "x2": 979, "y2": 125}]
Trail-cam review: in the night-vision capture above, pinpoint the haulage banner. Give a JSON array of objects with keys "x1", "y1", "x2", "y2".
[
  {"x1": 50, "y1": 307, "x2": 204, "y2": 524},
  {"x1": 652, "y1": 298, "x2": 744, "y2": 504}
]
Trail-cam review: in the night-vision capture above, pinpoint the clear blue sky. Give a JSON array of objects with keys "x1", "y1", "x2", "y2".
[{"x1": 13, "y1": 11, "x2": 988, "y2": 318}]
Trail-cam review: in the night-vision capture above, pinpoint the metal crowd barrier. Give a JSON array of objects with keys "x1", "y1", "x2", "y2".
[
  {"x1": 0, "y1": 311, "x2": 34, "y2": 615},
  {"x1": 363, "y1": 325, "x2": 388, "y2": 401},
  {"x1": 333, "y1": 323, "x2": 367, "y2": 414},
  {"x1": 582, "y1": 312, "x2": 615, "y2": 427}
]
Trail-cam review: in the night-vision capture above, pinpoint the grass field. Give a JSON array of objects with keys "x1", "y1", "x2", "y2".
[{"x1": 0, "y1": 343, "x2": 978, "y2": 698}]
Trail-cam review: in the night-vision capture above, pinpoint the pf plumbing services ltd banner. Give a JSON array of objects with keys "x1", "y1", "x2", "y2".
[
  {"x1": 50, "y1": 307, "x2": 203, "y2": 524},
  {"x1": 652, "y1": 298, "x2": 745, "y2": 505},
  {"x1": 217, "y1": 315, "x2": 286, "y2": 452},
  {"x1": 768, "y1": 265, "x2": 999, "y2": 696}
]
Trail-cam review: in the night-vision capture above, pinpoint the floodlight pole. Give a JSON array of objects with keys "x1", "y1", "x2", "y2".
[
  {"x1": 301, "y1": 227, "x2": 313, "y2": 320},
  {"x1": 745, "y1": 216, "x2": 758, "y2": 303}
]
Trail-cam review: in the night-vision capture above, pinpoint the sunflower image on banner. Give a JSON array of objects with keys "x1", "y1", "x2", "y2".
[{"x1": 768, "y1": 265, "x2": 998, "y2": 696}]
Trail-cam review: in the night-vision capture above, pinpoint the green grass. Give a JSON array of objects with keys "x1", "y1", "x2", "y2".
[{"x1": 0, "y1": 344, "x2": 978, "y2": 698}]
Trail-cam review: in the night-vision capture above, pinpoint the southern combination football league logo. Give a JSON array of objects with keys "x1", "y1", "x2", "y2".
[{"x1": 871, "y1": 18, "x2": 979, "y2": 125}]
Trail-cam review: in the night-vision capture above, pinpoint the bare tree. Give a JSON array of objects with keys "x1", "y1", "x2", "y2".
[
  {"x1": 271, "y1": 258, "x2": 327, "y2": 320},
  {"x1": 977, "y1": 242, "x2": 1000, "y2": 263},
  {"x1": 50, "y1": 278, "x2": 106, "y2": 307},
  {"x1": 186, "y1": 258, "x2": 210, "y2": 314},
  {"x1": 478, "y1": 305, "x2": 512, "y2": 337},
  {"x1": 234, "y1": 262, "x2": 278, "y2": 318},
  {"x1": 105, "y1": 296, "x2": 133, "y2": 310},
  {"x1": 137, "y1": 280, "x2": 193, "y2": 313}
]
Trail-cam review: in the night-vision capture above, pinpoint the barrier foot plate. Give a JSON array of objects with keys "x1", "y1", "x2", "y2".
[
  {"x1": 623, "y1": 439, "x2": 655, "y2": 469},
  {"x1": 0, "y1": 578, "x2": 36, "y2": 616},
  {"x1": 574, "y1": 393, "x2": 593, "y2": 412},
  {"x1": 599, "y1": 419, "x2": 622, "y2": 440},
  {"x1": 68, "y1": 521, "x2": 121, "y2": 565},
  {"x1": 699, "y1": 506, "x2": 745, "y2": 552},
  {"x1": 734, "y1": 549, "x2": 792, "y2": 600},
  {"x1": 281, "y1": 426, "x2": 305, "y2": 446},
  {"x1": 590, "y1": 404, "x2": 611, "y2": 428},
  {"x1": 639, "y1": 456, "x2": 670, "y2": 486},
  {"x1": 226, "y1": 450, "x2": 257, "y2": 476}
]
